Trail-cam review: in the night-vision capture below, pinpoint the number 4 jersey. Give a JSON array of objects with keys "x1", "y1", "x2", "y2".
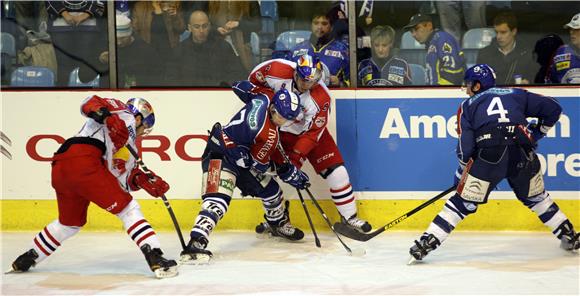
[{"x1": 456, "y1": 87, "x2": 562, "y2": 163}]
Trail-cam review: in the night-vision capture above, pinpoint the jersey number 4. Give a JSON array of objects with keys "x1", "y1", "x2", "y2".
[{"x1": 486, "y1": 97, "x2": 510, "y2": 123}]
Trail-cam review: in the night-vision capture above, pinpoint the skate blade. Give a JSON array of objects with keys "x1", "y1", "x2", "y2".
[
  {"x1": 4, "y1": 268, "x2": 17, "y2": 274},
  {"x1": 154, "y1": 266, "x2": 178, "y2": 279},
  {"x1": 179, "y1": 254, "x2": 211, "y2": 265},
  {"x1": 407, "y1": 256, "x2": 420, "y2": 265}
]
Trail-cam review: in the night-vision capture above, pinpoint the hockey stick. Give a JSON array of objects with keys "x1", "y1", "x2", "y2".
[
  {"x1": 303, "y1": 187, "x2": 356, "y2": 254},
  {"x1": 126, "y1": 145, "x2": 187, "y2": 250},
  {"x1": 276, "y1": 143, "x2": 321, "y2": 248},
  {"x1": 334, "y1": 185, "x2": 457, "y2": 242}
]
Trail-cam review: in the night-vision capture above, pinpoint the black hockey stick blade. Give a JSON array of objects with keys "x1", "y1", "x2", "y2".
[{"x1": 334, "y1": 186, "x2": 456, "y2": 242}]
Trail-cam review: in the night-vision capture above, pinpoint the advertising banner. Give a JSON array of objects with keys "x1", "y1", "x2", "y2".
[{"x1": 336, "y1": 88, "x2": 579, "y2": 198}]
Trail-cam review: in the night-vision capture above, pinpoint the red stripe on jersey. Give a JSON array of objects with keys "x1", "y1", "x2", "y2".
[
  {"x1": 330, "y1": 183, "x2": 351, "y2": 193},
  {"x1": 136, "y1": 231, "x2": 156, "y2": 246},
  {"x1": 334, "y1": 197, "x2": 355, "y2": 206},
  {"x1": 127, "y1": 219, "x2": 146, "y2": 234},
  {"x1": 43, "y1": 227, "x2": 61, "y2": 247},
  {"x1": 34, "y1": 237, "x2": 50, "y2": 256}
]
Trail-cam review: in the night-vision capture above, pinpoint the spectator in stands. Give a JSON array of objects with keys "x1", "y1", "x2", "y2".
[
  {"x1": 131, "y1": 1, "x2": 185, "y2": 53},
  {"x1": 476, "y1": 11, "x2": 537, "y2": 85},
  {"x1": 45, "y1": 0, "x2": 108, "y2": 86},
  {"x1": 290, "y1": 9, "x2": 350, "y2": 87},
  {"x1": 206, "y1": 1, "x2": 262, "y2": 71},
  {"x1": 436, "y1": 1, "x2": 487, "y2": 43},
  {"x1": 404, "y1": 13, "x2": 465, "y2": 85},
  {"x1": 131, "y1": 1, "x2": 185, "y2": 86},
  {"x1": 99, "y1": 15, "x2": 159, "y2": 88},
  {"x1": 357, "y1": 25, "x2": 411, "y2": 86},
  {"x1": 548, "y1": 13, "x2": 580, "y2": 84},
  {"x1": 533, "y1": 34, "x2": 564, "y2": 83},
  {"x1": 171, "y1": 10, "x2": 244, "y2": 87}
]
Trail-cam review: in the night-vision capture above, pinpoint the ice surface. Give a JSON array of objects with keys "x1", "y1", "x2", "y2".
[{"x1": 2, "y1": 231, "x2": 578, "y2": 295}]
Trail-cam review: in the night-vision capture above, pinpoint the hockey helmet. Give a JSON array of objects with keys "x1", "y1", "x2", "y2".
[
  {"x1": 126, "y1": 97, "x2": 155, "y2": 134},
  {"x1": 295, "y1": 54, "x2": 323, "y2": 82},
  {"x1": 272, "y1": 89, "x2": 301, "y2": 120},
  {"x1": 463, "y1": 64, "x2": 496, "y2": 93}
]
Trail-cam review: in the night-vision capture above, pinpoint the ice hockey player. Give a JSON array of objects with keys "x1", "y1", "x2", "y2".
[
  {"x1": 409, "y1": 64, "x2": 580, "y2": 263},
  {"x1": 9, "y1": 95, "x2": 177, "y2": 278},
  {"x1": 248, "y1": 54, "x2": 372, "y2": 235},
  {"x1": 180, "y1": 87, "x2": 308, "y2": 264}
]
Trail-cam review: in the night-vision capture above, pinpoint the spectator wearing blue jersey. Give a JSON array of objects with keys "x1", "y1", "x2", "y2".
[
  {"x1": 476, "y1": 11, "x2": 537, "y2": 85},
  {"x1": 548, "y1": 13, "x2": 580, "y2": 84},
  {"x1": 290, "y1": 9, "x2": 350, "y2": 87},
  {"x1": 357, "y1": 25, "x2": 411, "y2": 86},
  {"x1": 404, "y1": 13, "x2": 465, "y2": 85},
  {"x1": 409, "y1": 64, "x2": 579, "y2": 263}
]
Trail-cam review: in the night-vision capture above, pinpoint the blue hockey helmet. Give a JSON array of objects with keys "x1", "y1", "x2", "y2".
[
  {"x1": 126, "y1": 97, "x2": 155, "y2": 134},
  {"x1": 272, "y1": 89, "x2": 301, "y2": 120},
  {"x1": 464, "y1": 64, "x2": 496, "y2": 92},
  {"x1": 295, "y1": 54, "x2": 323, "y2": 82}
]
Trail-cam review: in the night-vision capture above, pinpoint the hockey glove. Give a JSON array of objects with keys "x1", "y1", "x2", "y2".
[
  {"x1": 105, "y1": 114, "x2": 129, "y2": 151},
  {"x1": 277, "y1": 163, "x2": 310, "y2": 189},
  {"x1": 526, "y1": 122, "x2": 546, "y2": 143},
  {"x1": 129, "y1": 168, "x2": 170, "y2": 197},
  {"x1": 287, "y1": 151, "x2": 306, "y2": 168}
]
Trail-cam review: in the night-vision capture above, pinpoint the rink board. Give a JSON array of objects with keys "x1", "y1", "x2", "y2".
[{"x1": 1, "y1": 88, "x2": 578, "y2": 230}]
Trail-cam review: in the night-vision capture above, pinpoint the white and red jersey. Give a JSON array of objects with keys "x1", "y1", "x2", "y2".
[
  {"x1": 249, "y1": 59, "x2": 332, "y2": 156},
  {"x1": 78, "y1": 95, "x2": 138, "y2": 191}
]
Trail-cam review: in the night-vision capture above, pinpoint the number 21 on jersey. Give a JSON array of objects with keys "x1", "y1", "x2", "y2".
[{"x1": 486, "y1": 96, "x2": 510, "y2": 123}]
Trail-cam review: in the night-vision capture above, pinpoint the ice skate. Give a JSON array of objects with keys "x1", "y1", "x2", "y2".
[
  {"x1": 556, "y1": 220, "x2": 580, "y2": 252},
  {"x1": 408, "y1": 233, "x2": 441, "y2": 264},
  {"x1": 180, "y1": 236, "x2": 213, "y2": 265},
  {"x1": 255, "y1": 212, "x2": 304, "y2": 241},
  {"x1": 340, "y1": 214, "x2": 372, "y2": 233},
  {"x1": 140, "y1": 244, "x2": 178, "y2": 278},
  {"x1": 7, "y1": 249, "x2": 38, "y2": 273}
]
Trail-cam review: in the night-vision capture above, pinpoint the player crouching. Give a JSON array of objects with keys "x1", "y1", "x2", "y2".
[{"x1": 180, "y1": 88, "x2": 308, "y2": 265}]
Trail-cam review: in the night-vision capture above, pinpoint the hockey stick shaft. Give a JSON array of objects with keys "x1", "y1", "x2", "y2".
[
  {"x1": 337, "y1": 185, "x2": 456, "y2": 242},
  {"x1": 126, "y1": 145, "x2": 187, "y2": 250},
  {"x1": 276, "y1": 142, "x2": 321, "y2": 248},
  {"x1": 304, "y1": 187, "x2": 352, "y2": 253}
]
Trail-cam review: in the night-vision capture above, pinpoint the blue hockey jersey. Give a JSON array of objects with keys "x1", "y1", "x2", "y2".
[
  {"x1": 549, "y1": 45, "x2": 580, "y2": 84},
  {"x1": 357, "y1": 56, "x2": 412, "y2": 86},
  {"x1": 425, "y1": 29, "x2": 465, "y2": 85},
  {"x1": 456, "y1": 87, "x2": 562, "y2": 163},
  {"x1": 222, "y1": 93, "x2": 279, "y2": 172}
]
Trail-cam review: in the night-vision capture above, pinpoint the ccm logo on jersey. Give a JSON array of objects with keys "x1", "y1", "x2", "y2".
[{"x1": 315, "y1": 117, "x2": 326, "y2": 128}]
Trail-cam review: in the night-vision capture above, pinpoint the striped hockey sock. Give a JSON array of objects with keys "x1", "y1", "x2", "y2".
[
  {"x1": 32, "y1": 219, "x2": 80, "y2": 263},
  {"x1": 117, "y1": 200, "x2": 160, "y2": 249},
  {"x1": 326, "y1": 165, "x2": 356, "y2": 218}
]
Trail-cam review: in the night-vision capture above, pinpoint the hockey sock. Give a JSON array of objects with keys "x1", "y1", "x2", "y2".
[
  {"x1": 117, "y1": 200, "x2": 160, "y2": 249},
  {"x1": 522, "y1": 192, "x2": 569, "y2": 236},
  {"x1": 259, "y1": 180, "x2": 286, "y2": 224},
  {"x1": 190, "y1": 193, "x2": 231, "y2": 243},
  {"x1": 325, "y1": 165, "x2": 356, "y2": 218},
  {"x1": 31, "y1": 219, "x2": 80, "y2": 263},
  {"x1": 425, "y1": 194, "x2": 478, "y2": 243}
]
